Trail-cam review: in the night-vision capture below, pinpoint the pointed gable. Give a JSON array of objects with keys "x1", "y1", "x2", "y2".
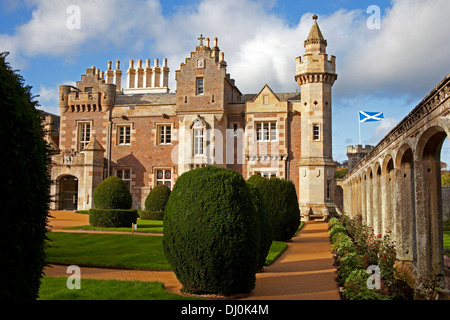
[
  {"x1": 245, "y1": 84, "x2": 288, "y2": 113},
  {"x1": 251, "y1": 84, "x2": 280, "y2": 104}
]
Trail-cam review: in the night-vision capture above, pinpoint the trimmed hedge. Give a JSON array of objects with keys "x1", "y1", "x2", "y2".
[
  {"x1": 247, "y1": 175, "x2": 301, "y2": 242},
  {"x1": 145, "y1": 184, "x2": 171, "y2": 212},
  {"x1": 163, "y1": 166, "x2": 259, "y2": 295},
  {"x1": 140, "y1": 211, "x2": 164, "y2": 221},
  {"x1": 89, "y1": 209, "x2": 138, "y2": 228},
  {"x1": 247, "y1": 183, "x2": 272, "y2": 271},
  {"x1": 0, "y1": 53, "x2": 52, "y2": 300},
  {"x1": 93, "y1": 176, "x2": 132, "y2": 210}
]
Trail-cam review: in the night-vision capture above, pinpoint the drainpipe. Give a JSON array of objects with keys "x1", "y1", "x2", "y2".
[
  {"x1": 286, "y1": 111, "x2": 291, "y2": 180},
  {"x1": 107, "y1": 109, "x2": 112, "y2": 178}
]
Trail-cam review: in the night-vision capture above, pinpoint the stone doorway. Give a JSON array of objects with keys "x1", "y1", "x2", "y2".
[{"x1": 59, "y1": 175, "x2": 78, "y2": 210}]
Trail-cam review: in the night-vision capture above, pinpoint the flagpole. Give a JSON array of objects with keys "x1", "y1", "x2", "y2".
[{"x1": 358, "y1": 111, "x2": 361, "y2": 145}]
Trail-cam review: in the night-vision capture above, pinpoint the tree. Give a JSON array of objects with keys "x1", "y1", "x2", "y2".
[
  {"x1": 163, "y1": 166, "x2": 259, "y2": 295},
  {"x1": 0, "y1": 52, "x2": 52, "y2": 300}
]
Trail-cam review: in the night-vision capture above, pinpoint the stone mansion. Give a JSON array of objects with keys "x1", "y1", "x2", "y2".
[{"x1": 49, "y1": 16, "x2": 338, "y2": 220}]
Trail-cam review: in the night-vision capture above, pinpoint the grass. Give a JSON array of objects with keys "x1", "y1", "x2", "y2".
[
  {"x1": 38, "y1": 277, "x2": 202, "y2": 300},
  {"x1": 46, "y1": 232, "x2": 171, "y2": 270},
  {"x1": 265, "y1": 241, "x2": 288, "y2": 266},
  {"x1": 444, "y1": 221, "x2": 450, "y2": 256},
  {"x1": 46, "y1": 230, "x2": 292, "y2": 270},
  {"x1": 66, "y1": 219, "x2": 164, "y2": 233}
]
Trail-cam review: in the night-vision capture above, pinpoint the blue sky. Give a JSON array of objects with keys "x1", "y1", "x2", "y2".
[{"x1": 1, "y1": 0, "x2": 449, "y2": 163}]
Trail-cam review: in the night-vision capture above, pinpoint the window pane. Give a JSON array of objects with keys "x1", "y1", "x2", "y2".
[
  {"x1": 165, "y1": 170, "x2": 171, "y2": 179},
  {"x1": 116, "y1": 170, "x2": 123, "y2": 179},
  {"x1": 165, "y1": 181, "x2": 171, "y2": 188},
  {"x1": 165, "y1": 126, "x2": 171, "y2": 144},
  {"x1": 124, "y1": 170, "x2": 130, "y2": 180},
  {"x1": 263, "y1": 123, "x2": 269, "y2": 141},
  {"x1": 157, "y1": 170, "x2": 163, "y2": 179},
  {"x1": 197, "y1": 78, "x2": 204, "y2": 95},
  {"x1": 270, "y1": 123, "x2": 276, "y2": 141}
]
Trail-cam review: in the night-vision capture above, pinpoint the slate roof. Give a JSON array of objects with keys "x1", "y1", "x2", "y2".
[{"x1": 115, "y1": 93, "x2": 177, "y2": 106}]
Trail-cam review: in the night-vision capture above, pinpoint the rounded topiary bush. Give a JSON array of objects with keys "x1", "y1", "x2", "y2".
[
  {"x1": 90, "y1": 176, "x2": 136, "y2": 227},
  {"x1": 93, "y1": 176, "x2": 132, "y2": 210},
  {"x1": 247, "y1": 175, "x2": 301, "y2": 242},
  {"x1": 163, "y1": 166, "x2": 259, "y2": 295},
  {"x1": 89, "y1": 209, "x2": 138, "y2": 228},
  {"x1": 144, "y1": 184, "x2": 171, "y2": 212},
  {"x1": 247, "y1": 182, "x2": 272, "y2": 271}
]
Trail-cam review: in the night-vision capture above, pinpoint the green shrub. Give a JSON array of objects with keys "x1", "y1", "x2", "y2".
[
  {"x1": 144, "y1": 184, "x2": 171, "y2": 212},
  {"x1": 93, "y1": 176, "x2": 132, "y2": 210},
  {"x1": 337, "y1": 251, "x2": 366, "y2": 286},
  {"x1": 343, "y1": 269, "x2": 390, "y2": 300},
  {"x1": 247, "y1": 175, "x2": 300, "y2": 241},
  {"x1": 163, "y1": 166, "x2": 259, "y2": 295},
  {"x1": 247, "y1": 183, "x2": 272, "y2": 271},
  {"x1": 140, "y1": 211, "x2": 165, "y2": 221},
  {"x1": 0, "y1": 53, "x2": 52, "y2": 300},
  {"x1": 89, "y1": 209, "x2": 138, "y2": 228},
  {"x1": 329, "y1": 223, "x2": 347, "y2": 240},
  {"x1": 331, "y1": 233, "x2": 355, "y2": 258},
  {"x1": 329, "y1": 217, "x2": 340, "y2": 228}
]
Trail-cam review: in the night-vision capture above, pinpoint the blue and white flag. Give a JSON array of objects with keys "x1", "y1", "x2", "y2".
[{"x1": 359, "y1": 111, "x2": 384, "y2": 123}]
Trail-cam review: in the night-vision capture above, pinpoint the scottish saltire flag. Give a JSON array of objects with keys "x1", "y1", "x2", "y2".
[{"x1": 359, "y1": 111, "x2": 384, "y2": 123}]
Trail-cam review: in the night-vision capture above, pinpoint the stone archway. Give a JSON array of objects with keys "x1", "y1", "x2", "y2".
[
  {"x1": 395, "y1": 144, "x2": 417, "y2": 262},
  {"x1": 58, "y1": 175, "x2": 79, "y2": 210},
  {"x1": 414, "y1": 126, "x2": 447, "y2": 289}
]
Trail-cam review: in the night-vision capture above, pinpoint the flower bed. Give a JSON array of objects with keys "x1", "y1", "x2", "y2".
[{"x1": 329, "y1": 216, "x2": 413, "y2": 300}]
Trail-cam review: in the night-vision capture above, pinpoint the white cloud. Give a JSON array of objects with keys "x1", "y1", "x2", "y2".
[
  {"x1": 2, "y1": 0, "x2": 450, "y2": 100},
  {"x1": 369, "y1": 117, "x2": 398, "y2": 144}
]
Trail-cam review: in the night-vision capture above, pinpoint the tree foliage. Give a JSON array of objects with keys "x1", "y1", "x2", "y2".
[
  {"x1": 0, "y1": 52, "x2": 52, "y2": 300},
  {"x1": 163, "y1": 166, "x2": 259, "y2": 295}
]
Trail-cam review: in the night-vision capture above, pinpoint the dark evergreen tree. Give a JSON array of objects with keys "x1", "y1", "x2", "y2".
[
  {"x1": 163, "y1": 166, "x2": 259, "y2": 295},
  {"x1": 0, "y1": 52, "x2": 52, "y2": 300}
]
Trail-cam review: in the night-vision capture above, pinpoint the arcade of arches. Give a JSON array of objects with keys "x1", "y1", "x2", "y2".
[{"x1": 341, "y1": 74, "x2": 450, "y2": 297}]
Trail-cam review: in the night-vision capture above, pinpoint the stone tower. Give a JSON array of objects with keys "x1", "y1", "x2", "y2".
[
  {"x1": 295, "y1": 15, "x2": 338, "y2": 220},
  {"x1": 346, "y1": 145, "x2": 374, "y2": 170}
]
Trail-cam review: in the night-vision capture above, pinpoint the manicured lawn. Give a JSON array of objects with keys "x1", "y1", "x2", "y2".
[
  {"x1": 66, "y1": 219, "x2": 164, "y2": 233},
  {"x1": 46, "y1": 232, "x2": 290, "y2": 270},
  {"x1": 46, "y1": 232, "x2": 171, "y2": 270},
  {"x1": 38, "y1": 277, "x2": 202, "y2": 300}
]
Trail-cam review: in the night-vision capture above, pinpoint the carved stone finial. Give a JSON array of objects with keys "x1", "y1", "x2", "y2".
[
  {"x1": 198, "y1": 34, "x2": 205, "y2": 46},
  {"x1": 312, "y1": 14, "x2": 318, "y2": 20}
]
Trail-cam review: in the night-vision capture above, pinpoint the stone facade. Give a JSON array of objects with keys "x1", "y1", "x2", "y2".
[{"x1": 50, "y1": 17, "x2": 337, "y2": 220}]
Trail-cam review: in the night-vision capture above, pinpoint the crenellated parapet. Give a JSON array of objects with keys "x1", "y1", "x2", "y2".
[{"x1": 59, "y1": 66, "x2": 116, "y2": 113}]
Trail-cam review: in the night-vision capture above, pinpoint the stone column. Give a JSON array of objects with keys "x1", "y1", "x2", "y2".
[
  {"x1": 114, "y1": 60, "x2": 122, "y2": 93},
  {"x1": 144, "y1": 59, "x2": 153, "y2": 88},
  {"x1": 152, "y1": 59, "x2": 161, "y2": 87},
  {"x1": 413, "y1": 160, "x2": 431, "y2": 280},
  {"x1": 366, "y1": 175, "x2": 373, "y2": 228},
  {"x1": 136, "y1": 59, "x2": 144, "y2": 88},
  {"x1": 127, "y1": 60, "x2": 136, "y2": 89},
  {"x1": 361, "y1": 175, "x2": 367, "y2": 224}
]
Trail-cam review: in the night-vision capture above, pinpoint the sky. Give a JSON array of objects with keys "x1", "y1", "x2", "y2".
[{"x1": 1, "y1": 0, "x2": 450, "y2": 164}]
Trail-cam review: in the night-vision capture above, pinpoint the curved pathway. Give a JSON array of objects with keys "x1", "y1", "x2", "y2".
[{"x1": 45, "y1": 211, "x2": 340, "y2": 300}]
